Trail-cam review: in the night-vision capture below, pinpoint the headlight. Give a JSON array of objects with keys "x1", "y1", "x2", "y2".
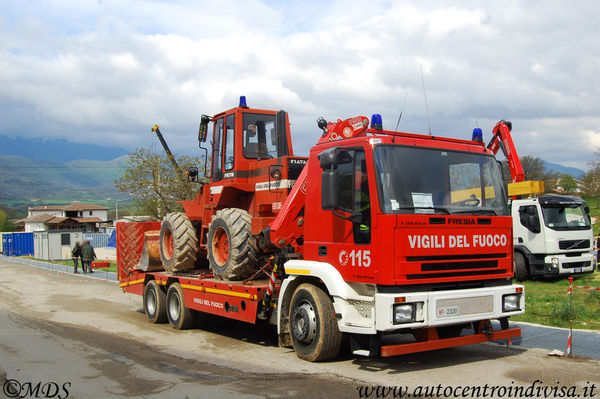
[
  {"x1": 503, "y1": 294, "x2": 522, "y2": 312},
  {"x1": 393, "y1": 303, "x2": 415, "y2": 324},
  {"x1": 551, "y1": 258, "x2": 559, "y2": 268}
]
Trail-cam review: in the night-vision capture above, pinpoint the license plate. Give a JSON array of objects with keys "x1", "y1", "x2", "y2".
[
  {"x1": 437, "y1": 306, "x2": 460, "y2": 318},
  {"x1": 574, "y1": 268, "x2": 583, "y2": 273}
]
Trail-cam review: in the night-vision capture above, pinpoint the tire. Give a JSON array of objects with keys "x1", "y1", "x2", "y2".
[
  {"x1": 514, "y1": 252, "x2": 528, "y2": 282},
  {"x1": 289, "y1": 283, "x2": 342, "y2": 362},
  {"x1": 144, "y1": 280, "x2": 167, "y2": 323},
  {"x1": 160, "y1": 212, "x2": 198, "y2": 273},
  {"x1": 166, "y1": 283, "x2": 196, "y2": 330},
  {"x1": 207, "y1": 208, "x2": 263, "y2": 280}
]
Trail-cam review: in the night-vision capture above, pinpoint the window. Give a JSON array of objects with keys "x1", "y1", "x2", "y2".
[
  {"x1": 224, "y1": 114, "x2": 235, "y2": 171},
  {"x1": 242, "y1": 113, "x2": 287, "y2": 159},
  {"x1": 374, "y1": 145, "x2": 507, "y2": 216},
  {"x1": 212, "y1": 118, "x2": 224, "y2": 181},
  {"x1": 61, "y1": 233, "x2": 70, "y2": 246},
  {"x1": 89, "y1": 211, "x2": 92, "y2": 216}
]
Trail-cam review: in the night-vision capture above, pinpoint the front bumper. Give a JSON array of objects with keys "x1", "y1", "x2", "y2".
[
  {"x1": 541, "y1": 253, "x2": 596, "y2": 275},
  {"x1": 374, "y1": 285, "x2": 524, "y2": 332}
]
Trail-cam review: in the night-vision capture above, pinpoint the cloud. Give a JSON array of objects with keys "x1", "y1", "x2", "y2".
[{"x1": 0, "y1": 1, "x2": 599, "y2": 169}]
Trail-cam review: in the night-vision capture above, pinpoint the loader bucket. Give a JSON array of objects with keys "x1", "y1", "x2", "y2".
[{"x1": 137, "y1": 231, "x2": 164, "y2": 272}]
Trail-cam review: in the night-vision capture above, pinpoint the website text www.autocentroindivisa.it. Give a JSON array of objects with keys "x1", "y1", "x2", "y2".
[{"x1": 356, "y1": 380, "x2": 597, "y2": 398}]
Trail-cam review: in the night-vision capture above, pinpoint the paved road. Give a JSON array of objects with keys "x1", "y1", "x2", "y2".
[
  {"x1": 6, "y1": 255, "x2": 600, "y2": 360},
  {"x1": 1, "y1": 258, "x2": 599, "y2": 398}
]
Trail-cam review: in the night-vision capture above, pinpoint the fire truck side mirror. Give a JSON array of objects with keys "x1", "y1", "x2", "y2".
[
  {"x1": 319, "y1": 147, "x2": 353, "y2": 213},
  {"x1": 318, "y1": 147, "x2": 352, "y2": 169},
  {"x1": 321, "y1": 170, "x2": 340, "y2": 210},
  {"x1": 198, "y1": 115, "x2": 211, "y2": 143}
]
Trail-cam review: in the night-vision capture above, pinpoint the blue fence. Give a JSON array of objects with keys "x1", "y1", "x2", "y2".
[
  {"x1": 83, "y1": 233, "x2": 111, "y2": 248},
  {"x1": 2, "y1": 232, "x2": 34, "y2": 256}
]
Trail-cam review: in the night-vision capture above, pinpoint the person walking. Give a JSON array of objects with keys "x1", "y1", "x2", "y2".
[
  {"x1": 71, "y1": 242, "x2": 82, "y2": 274},
  {"x1": 80, "y1": 240, "x2": 96, "y2": 274}
]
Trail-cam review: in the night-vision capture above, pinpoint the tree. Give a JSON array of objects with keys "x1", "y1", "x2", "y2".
[
  {"x1": 0, "y1": 209, "x2": 13, "y2": 232},
  {"x1": 584, "y1": 151, "x2": 600, "y2": 206},
  {"x1": 115, "y1": 147, "x2": 205, "y2": 220},
  {"x1": 558, "y1": 174, "x2": 578, "y2": 193},
  {"x1": 583, "y1": 169, "x2": 600, "y2": 206},
  {"x1": 501, "y1": 155, "x2": 559, "y2": 191}
]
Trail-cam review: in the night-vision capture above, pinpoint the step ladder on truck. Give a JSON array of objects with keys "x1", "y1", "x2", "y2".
[{"x1": 117, "y1": 97, "x2": 525, "y2": 362}]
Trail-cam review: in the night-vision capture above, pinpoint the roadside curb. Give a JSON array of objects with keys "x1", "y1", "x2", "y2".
[{"x1": 0, "y1": 254, "x2": 118, "y2": 283}]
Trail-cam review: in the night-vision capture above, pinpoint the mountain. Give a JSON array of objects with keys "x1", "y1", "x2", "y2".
[
  {"x1": 0, "y1": 155, "x2": 131, "y2": 209},
  {"x1": 0, "y1": 135, "x2": 128, "y2": 162},
  {"x1": 542, "y1": 160, "x2": 585, "y2": 179}
]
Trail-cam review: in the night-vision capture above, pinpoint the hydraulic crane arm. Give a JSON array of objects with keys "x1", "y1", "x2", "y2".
[
  {"x1": 487, "y1": 121, "x2": 525, "y2": 183},
  {"x1": 151, "y1": 124, "x2": 184, "y2": 176},
  {"x1": 266, "y1": 116, "x2": 370, "y2": 248}
]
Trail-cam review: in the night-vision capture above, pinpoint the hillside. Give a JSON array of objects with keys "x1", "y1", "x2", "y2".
[
  {"x1": 0, "y1": 135, "x2": 128, "y2": 162},
  {"x1": 0, "y1": 155, "x2": 130, "y2": 209},
  {"x1": 542, "y1": 160, "x2": 585, "y2": 179}
]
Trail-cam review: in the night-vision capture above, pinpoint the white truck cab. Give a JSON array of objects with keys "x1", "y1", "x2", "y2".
[{"x1": 511, "y1": 195, "x2": 596, "y2": 280}]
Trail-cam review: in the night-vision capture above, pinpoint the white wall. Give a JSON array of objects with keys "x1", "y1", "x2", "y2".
[{"x1": 25, "y1": 222, "x2": 48, "y2": 232}]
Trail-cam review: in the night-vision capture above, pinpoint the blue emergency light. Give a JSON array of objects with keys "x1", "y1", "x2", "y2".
[
  {"x1": 472, "y1": 128, "x2": 483, "y2": 142},
  {"x1": 371, "y1": 114, "x2": 383, "y2": 130},
  {"x1": 239, "y1": 96, "x2": 248, "y2": 108}
]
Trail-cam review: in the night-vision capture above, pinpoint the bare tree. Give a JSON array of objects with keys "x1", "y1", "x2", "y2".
[{"x1": 115, "y1": 147, "x2": 204, "y2": 219}]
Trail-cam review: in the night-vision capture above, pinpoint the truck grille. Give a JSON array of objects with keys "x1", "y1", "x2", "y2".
[
  {"x1": 562, "y1": 261, "x2": 591, "y2": 268},
  {"x1": 404, "y1": 255, "x2": 506, "y2": 280},
  {"x1": 559, "y1": 240, "x2": 590, "y2": 250}
]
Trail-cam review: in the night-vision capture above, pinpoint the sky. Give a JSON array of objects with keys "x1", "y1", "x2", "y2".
[{"x1": 1, "y1": 0, "x2": 599, "y2": 169}]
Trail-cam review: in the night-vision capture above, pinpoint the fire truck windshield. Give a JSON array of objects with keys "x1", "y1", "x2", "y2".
[
  {"x1": 373, "y1": 145, "x2": 508, "y2": 216},
  {"x1": 540, "y1": 204, "x2": 591, "y2": 230}
]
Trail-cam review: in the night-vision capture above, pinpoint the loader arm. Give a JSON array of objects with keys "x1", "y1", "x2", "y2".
[
  {"x1": 266, "y1": 116, "x2": 370, "y2": 248},
  {"x1": 487, "y1": 121, "x2": 525, "y2": 183}
]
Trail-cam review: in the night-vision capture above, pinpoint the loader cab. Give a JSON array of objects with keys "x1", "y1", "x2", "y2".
[{"x1": 209, "y1": 99, "x2": 293, "y2": 183}]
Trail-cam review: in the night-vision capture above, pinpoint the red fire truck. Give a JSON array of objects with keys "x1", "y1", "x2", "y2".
[{"x1": 118, "y1": 97, "x2": 524, "y2": 362}]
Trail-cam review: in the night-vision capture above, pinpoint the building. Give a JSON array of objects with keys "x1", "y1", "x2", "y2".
[{"x1": 17, "y1": 204, "x2": 109, "y2": 233}]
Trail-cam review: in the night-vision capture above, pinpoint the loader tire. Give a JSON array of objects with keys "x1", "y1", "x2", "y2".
[
  {"x1": 166, "y1": 283, "x2": 196, "y2": 330},
  {"x1": 514, "y1": 251, "x2": 528, "y2": 282},
  {"x1": 144, "y1": 280, "x2": 167, "y2": 323},
  {"x1": 207, "y1": 208, "x2": 263, "y2": 280},
  {"x1": 289, "y1": 284, "x2": 342, "y2": 362},
  {"x1": 160, "y1": 212, "x2": 198, "y2": 273}
]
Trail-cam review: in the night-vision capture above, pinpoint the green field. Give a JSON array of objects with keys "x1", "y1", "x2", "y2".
[
  {"x1": 512, "y1": 272, "x2": 600, "y2": 330},
  {"x1": 44, "y1": 259, "x2": 118, "y2": 273},
  {"x1": 510, "y1": 196, "x2": 600, "y2": 330}
]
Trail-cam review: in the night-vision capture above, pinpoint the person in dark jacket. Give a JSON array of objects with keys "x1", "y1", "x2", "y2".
[
  {"x1": 80, "y1": 240, "x2": 96, "y2": 274},
  {"x1": 71, "y1": 242, "x2": 82, "y2": 273}
]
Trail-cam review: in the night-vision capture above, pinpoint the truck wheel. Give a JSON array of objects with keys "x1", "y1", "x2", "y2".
[
  {"x1": 144, "y1": 280, "x2": 167, "y2": 323},
  {"x1": 514, "y1": 252, "x2": 528, "y2": 281},
  {"x1": 207, "y1": 208, "x2": 262, "y2": 280},
  {"x1": 166, "y1": 283, "x2": 196, "y2": 330},
  {"x1": 160, "y1": 212, "x2": 198, "y2": 273},
  {"x1": 289, "y1": 283, "x2": 342, "y2": 362}
]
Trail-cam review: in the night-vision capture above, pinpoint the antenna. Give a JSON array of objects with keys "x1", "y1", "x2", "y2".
[
  {"x1": 420, "y1": 64, "x2": 432, "y2": 136},
  {"x1": 394, "y1": 91, "x2": 409, "y2": 132}
]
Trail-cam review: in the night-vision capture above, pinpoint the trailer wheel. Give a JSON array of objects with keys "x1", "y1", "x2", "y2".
[
  {"x1": 207, "y1": 208, "x2": 263, "y2": 280},
  {"x1": 514, "y1": 252, "x2": 528, "y2": 281},
  {"x1": 144, "y1": 280, "x2": 167, "y2": 323},
  {"x1": 289, "y1": 283, "x2": 342, "y2": 362},
  {"x1": 160, "y1": 212, "x2": 198, "y2": 273},
  {"x1": 166, "y1": 283, "x2": 196, "y2": 330}
]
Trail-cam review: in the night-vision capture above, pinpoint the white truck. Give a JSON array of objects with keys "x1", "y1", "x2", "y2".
[{"x1": 512, "y1": 195, "x2": 596, "y2": 280}]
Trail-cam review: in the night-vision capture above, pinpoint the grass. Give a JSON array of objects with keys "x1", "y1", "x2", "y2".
[
  {"x1": 39, "y1": 258, "x2": 117, "y2": 273},
  {"x1": 512, "y1": 272, "x2": 600, "y2": 330}
]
